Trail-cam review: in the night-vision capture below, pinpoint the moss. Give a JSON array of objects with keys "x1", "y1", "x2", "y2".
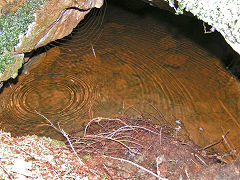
[
  {"x1": 163, "y1": 0, "x2": 240, "y2": 46},
  {"x1": 0, "y1": 0, "x2": 47, "y2": 74},
  {"x1": 0, "y1": 51, "x2": 16, "y2": 72},
  {"x1": 39, "y1": 136, "x2": 66, "y2": 147}
]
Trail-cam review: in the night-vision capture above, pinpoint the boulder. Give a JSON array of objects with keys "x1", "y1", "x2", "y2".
[{"x1": 0, "y1": 0, "x2": 103, "y2": 84}]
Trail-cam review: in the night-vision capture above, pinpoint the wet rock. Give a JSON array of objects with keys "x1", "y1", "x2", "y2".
[{"x1": 22, "y1": 53, "x2": 46, "y2": 75}]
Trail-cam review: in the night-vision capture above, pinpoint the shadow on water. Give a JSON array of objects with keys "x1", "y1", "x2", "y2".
[
  {"x1": 110, "y1": 0, "x2": 240, "y2": 80},
  {"x1": 0, "y1": 0, "x2": 240, "y2": 158}
]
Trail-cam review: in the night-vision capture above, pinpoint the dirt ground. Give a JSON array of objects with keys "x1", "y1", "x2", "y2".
[
  {"x1": 0, "y1": 114, "x2": 239, "y2": 179},
  {"x1": 67, "y1": 115, "x2": 240, "y2": 179}
]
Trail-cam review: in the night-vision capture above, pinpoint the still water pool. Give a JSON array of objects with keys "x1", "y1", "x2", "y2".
[{"x1": 0, "y1": 3, "x2": 239, "y2": 156}]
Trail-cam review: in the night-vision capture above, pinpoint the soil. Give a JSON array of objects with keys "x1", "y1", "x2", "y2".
[
  {"x1": 0, "y1": 115, "x2": 239, "y2": 179},
  {"x1": 67, "y1": 115, "x2": 240, "y2": 179}
]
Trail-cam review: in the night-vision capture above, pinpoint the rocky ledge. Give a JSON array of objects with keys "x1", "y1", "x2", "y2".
[{"x1": 0, "y1": 0, "x2": 103, "y2": 85}]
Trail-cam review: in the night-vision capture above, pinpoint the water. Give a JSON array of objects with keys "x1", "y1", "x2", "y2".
[{"x1": 0, "y1": 2, "x2": 240, "y2": 156}]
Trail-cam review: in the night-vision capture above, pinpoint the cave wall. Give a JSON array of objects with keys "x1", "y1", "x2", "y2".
[{"x1": 142, "y1": 0, "x2": 240, "y2": 55}]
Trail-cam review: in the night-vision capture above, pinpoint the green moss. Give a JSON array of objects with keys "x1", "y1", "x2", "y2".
[
  {"x1": 39, "y1": 136, "x2": 66, "y2": 147},
  {"x1": 83, "y1": 155, "x2": 92, "y2": 160},
  {"x1": 0, "y1": 51, "x2": 15, "y2": 72},
  {"x1": 0, "y1": 0, "x2": 47, "y2": 74}
]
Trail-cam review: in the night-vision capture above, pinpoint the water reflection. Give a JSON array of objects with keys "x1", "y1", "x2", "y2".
[{"x1": 0, "y1": 2, "x2": 240, "y2": 156}]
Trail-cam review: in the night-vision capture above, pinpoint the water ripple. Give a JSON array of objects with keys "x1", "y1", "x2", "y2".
[{"x1": 8, "y1": 74, "x2": 92, "y2": 124}]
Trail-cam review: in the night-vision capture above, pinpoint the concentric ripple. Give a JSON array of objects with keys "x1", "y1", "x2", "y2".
[
  {"x1": 0, "y1": 2, "x2": 240, "y2": 155},
  {"x1": 8, "y1": 74, "x2": 92, "y2": 123}
]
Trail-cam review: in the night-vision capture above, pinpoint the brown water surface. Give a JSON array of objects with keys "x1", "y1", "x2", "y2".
[{"x1": 0, "y1": 3, "x2": 240, "y2": 156}]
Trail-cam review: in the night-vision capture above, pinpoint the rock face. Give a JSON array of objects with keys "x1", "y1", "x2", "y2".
[
  {"x1": 0, "y1": 0, "x2": 103, "y2": 84},
  {"x1": 15, "y1": 0, "x2": 103, "y2": 53},
  {"x1": 142, "y1": 0, "x2": 240, "y2": 55}
]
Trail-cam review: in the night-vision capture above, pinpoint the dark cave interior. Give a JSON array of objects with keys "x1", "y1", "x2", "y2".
[{"x1": 109, "y1": 0, "x2": 240, "y2": 80}]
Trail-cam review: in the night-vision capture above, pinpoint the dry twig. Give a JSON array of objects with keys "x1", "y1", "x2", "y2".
[
  {"x1": 35, "y1": 110, "x2": 84, "y2": 165},
  {"x1": 104, "y1": 155, "x2": 164, "y2": 179},
  {"x1": 199, "y1": 130, "x2": 230, "y2": 151}
]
